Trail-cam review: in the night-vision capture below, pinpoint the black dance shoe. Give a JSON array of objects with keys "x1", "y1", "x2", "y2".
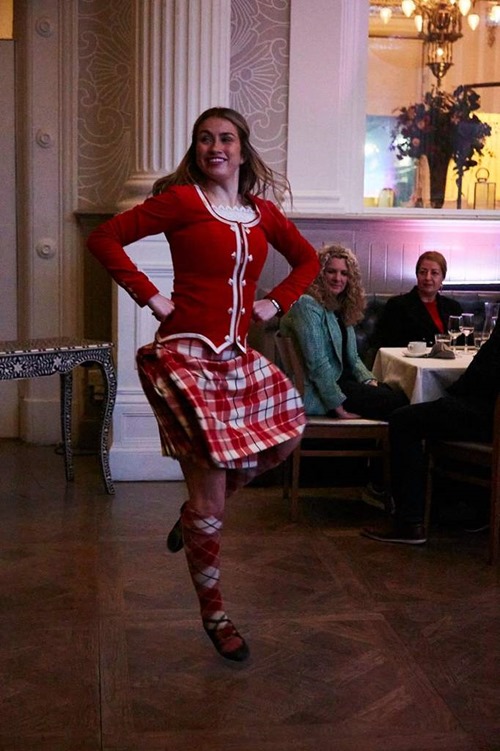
[
  {"x1": 203, "y1": 618, "x2": 250, "y2": 662},
  {"x1": 166, "y1": 502, "x2": 186, "y2": 553}
]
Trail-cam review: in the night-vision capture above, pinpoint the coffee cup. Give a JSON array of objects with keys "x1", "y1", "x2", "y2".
[{"x1": 407, "y1": 341, "x2": 426, "y2": 355}]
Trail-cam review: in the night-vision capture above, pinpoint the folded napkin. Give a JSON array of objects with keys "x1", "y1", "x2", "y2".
[{"x1": 427, "y1": 341, "x2": 455, "y2": 359}]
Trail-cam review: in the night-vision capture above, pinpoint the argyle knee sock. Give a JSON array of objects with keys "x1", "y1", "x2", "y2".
[
  {"x1": 181, "y1": 505, "x2": 225, "y2": 624},
  {"x1": 181, "y1": 505, "x2": 248, "y2": 660}
]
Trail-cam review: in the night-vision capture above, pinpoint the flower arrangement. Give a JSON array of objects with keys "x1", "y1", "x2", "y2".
[{"x1": 390, "y1": 86, "x2": 492, "y2": 208}]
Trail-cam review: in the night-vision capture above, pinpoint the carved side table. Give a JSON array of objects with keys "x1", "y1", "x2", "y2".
[{"x1": 0, "y1": 337, "x2": 117, "y2": 494}]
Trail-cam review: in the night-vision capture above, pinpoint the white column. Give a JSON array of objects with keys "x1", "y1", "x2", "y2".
[
  {"x1": 118, "y1": 0, "x2": 230, "y2": 211},
  {"x1": 110, "y1": 0, "x2": 231, "y2": 481}
]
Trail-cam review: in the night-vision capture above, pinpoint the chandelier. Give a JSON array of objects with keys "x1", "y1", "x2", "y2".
[{"x1": 372, "y1": 1, "x2": 500, "y2": 87}]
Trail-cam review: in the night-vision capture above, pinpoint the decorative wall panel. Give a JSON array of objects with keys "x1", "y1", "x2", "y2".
[
  {"x1": 78, "y1": 0, "x2": 289, "y2": 209},
  {"x1": 230, "y1": 0, "x2": 289, "y2": 177},
  {"x1": 78, "y1": 0, "x2": 132, "y2": 210}
]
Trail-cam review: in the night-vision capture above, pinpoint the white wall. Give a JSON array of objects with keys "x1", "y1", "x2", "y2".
[{"x1": 287, "y1": 0, "x2": 369, "y2": 214}]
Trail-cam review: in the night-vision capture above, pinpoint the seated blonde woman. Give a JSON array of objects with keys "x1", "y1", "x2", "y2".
[{"x1": 279, "y1": 244, "x2": 408, "y2": 420}]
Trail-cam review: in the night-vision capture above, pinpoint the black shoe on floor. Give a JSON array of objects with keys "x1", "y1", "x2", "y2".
[
  {"x1": 361, "y1": 521, "x2": 427, "y2": 545},
  {"x1": 166, "y1": 502, "x2": 186, "y2": 553},
  {"x1": 464, "y1": 522, "x2": 489, "y2": 533}
]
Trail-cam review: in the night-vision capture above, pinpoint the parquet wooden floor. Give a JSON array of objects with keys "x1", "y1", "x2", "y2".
[{"x1": 0, "y1": 439, "x2": 499, "y2": 751}]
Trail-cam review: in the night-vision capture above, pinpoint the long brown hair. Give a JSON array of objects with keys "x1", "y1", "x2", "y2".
[
  {"x1": 307, "y1": 245, "x2": 366, "y2": 326},
  {"x1": 152, "y1": 107, "x2": 291, "y2": 207}
]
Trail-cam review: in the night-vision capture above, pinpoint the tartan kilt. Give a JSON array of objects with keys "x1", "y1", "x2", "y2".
[{"x1": 136, "y1": 338, "x2": 306, "y2": 470}]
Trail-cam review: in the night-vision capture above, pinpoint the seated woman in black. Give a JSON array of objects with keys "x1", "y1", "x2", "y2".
[{"x1": 372, "y1": 250, "x2": 462, "y2": 350}]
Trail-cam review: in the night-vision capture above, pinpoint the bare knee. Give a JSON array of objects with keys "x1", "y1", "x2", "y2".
[
  {"x1": 179, "y1": 458, "x2": 226, "y2": 517},
  {"x1": 275, "y1": 435, "x2": 301, "y2": 463}
]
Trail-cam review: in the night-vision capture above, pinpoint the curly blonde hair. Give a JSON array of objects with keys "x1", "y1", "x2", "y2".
[
  {"x1": 152, "y1": 107, "x2": 291, "y2": 207},
  {"x1": 307, "y1": 245, "x2": 366, "y2": 326}
]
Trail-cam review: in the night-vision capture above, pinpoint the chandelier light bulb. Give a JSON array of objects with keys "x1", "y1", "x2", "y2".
[
  {"x1": 467, "y1": 12, "x2": 480, "y2": 29},
  {"x1": 380, "y1": 0, "x2": 489, "y2": 86},
  {"x1": 380, "y1": 7, "x2": 393, "y2": 24},
  {"x1": 379, "y1": 0, "x2": 489, "y2": 83},
  {"x1": 401, "y1": 0, "x2": 416, "y2": 18},
  {"x1": 490, "y1": 4, "x2": 500, "y2": 23}
]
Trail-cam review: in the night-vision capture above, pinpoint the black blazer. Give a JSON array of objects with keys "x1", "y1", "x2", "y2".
[
  {"x1": 372, "y1": 286, "x2": 463, "y2": 348},
  {"x1": 448, "y1": 315, "x2": 500, "y2": 411}
]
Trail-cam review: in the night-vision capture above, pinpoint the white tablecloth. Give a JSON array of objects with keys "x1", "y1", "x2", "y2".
[{"x1": 372, "y1": 347, "x2": 474, "y2": 404}]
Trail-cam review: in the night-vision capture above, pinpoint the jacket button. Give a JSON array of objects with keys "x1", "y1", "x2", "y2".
[{"x1": 228, "y1": 307, "x2": 233, "y2": 314}]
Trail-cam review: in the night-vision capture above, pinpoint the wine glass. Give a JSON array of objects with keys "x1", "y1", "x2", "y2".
[
  {"x1": 482, "y1": 302, "x2": 499, "y2": 341},
  {"x1": 448, "y1": 315, "x2": 462, "y2": 353},
  {"x1": 459, "y1": 313, "x2": 474, "y2": 354}
]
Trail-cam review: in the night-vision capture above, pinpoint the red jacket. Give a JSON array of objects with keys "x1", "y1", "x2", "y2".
[{"x1": 87, "y1": 184, "x2": 319, "y2": 352}]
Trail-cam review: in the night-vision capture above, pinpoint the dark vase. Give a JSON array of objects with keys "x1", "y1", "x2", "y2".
[
  {"x1": 428, "y1": 153, "x2": 450, "y2": 209},
  {"x1": 456, "y1": 170, "x2": 464, "y2": 209}
]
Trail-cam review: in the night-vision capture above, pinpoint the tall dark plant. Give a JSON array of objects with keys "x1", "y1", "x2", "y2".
[{"x1": 391, "y1": 86, "x2": 492, "y2": 208}]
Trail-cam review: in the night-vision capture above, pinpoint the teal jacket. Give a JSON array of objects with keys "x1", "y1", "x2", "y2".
[{"x1": 279, "y1": 294, "x2": 375, "y2": 415}]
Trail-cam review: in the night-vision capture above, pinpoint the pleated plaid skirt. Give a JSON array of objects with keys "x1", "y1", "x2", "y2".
[{"x1": 136, "y1": 338, "x2": 306, "y2": 471}]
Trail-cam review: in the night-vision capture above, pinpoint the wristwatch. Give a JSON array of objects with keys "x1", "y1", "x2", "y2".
[{"x1": 269, "y1": 298, "x2": 282, "y2": 315}]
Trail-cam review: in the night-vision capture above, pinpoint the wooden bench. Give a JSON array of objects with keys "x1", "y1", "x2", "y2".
[{"x1": 275, "y1": 332, "x2": 390, "y2": 521}]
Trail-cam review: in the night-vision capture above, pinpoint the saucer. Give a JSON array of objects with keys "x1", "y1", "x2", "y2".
[{"x1": 402, "y1": 349, "x2": 428, "y2": 358}]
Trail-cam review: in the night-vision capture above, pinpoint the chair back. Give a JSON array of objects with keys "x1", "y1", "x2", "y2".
[
  {"x1": 493, "y1": 391, "x2": 500, "y2": 459},
  {"x1": 492, "y1": 392, "x2": 500, "y2": 525},
  {"x1": 425, "y1": 390, "x2": 500, "y2": 564},
  {"x1": 275, "y1": 332, "x2": 306, "y2": 395}
]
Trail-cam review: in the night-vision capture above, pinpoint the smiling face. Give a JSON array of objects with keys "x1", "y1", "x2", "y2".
[
  {"x1": 195, "y1": 116, "x2": 244, "y2": 190},
  {"x1": 416, "y1": 259, "x2": 444, "y2": 301},
  {"x1": 323, "y1": 257, "x2": 349, "y2": 297}
]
